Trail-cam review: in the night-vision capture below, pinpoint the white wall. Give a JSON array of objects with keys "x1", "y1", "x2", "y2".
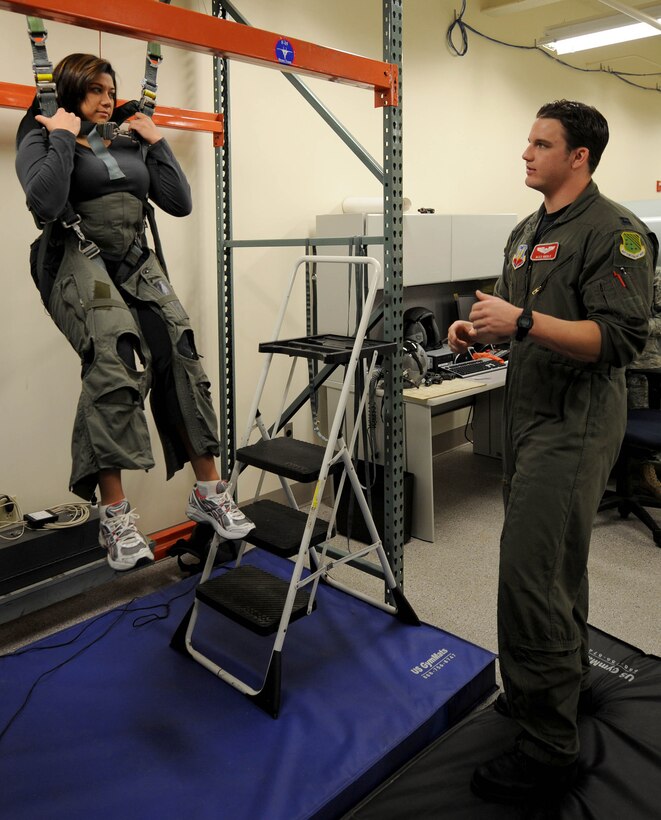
[{"x1": 1, "y1": 0, "x2": 659, "y2": 535}]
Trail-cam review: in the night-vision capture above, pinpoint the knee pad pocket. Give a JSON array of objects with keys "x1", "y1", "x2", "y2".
[
  {"x1": 177, "y1": 329, "x2": 198, "y2": 360},
  {"x1": 83, "y1": 332, "x2": 150, "y2": 405},
  {"x1": 117, "y1": 332, "x2": 146, "y2": 371}
]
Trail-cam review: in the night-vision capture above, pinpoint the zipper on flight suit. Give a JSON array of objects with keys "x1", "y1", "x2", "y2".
[{"x1": 522, "y1": 214, "x2": 573, "y2": 308}]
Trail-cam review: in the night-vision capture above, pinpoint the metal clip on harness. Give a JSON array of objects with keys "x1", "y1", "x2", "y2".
[
  {"x1": 94, "y1": 121, "x2": 121, "y2": 141},
  {"x1": 61, "y1": 214, "x2": 101, "y2": 260}
]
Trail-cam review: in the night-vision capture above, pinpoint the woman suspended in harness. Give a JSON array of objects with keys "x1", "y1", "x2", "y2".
[{"x1": 15, "y1": 52, "x2": 254, "y2": 571}]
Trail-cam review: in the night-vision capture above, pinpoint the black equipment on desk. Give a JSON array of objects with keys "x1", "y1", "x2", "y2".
[
  {"x1": 402, "y1": 340, "x2": 429, "y2": 387},
  {"x1": 437, "y1": 358, "x2": 507, "y2": 378},
  {"x1": 403, "y1": 306, "x2": 442, "y2": 350}
]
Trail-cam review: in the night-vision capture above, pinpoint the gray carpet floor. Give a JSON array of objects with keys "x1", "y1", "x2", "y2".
[
  {"x1": 1, "y1": 444, "x2": 659, "y2": 661},
  {"x1": 323, "y1": 443, "x2": 661, "y2": 666}
]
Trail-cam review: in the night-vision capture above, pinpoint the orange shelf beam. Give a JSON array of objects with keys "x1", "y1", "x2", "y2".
[
  {"x1": 154, "y1": 107, "x2": 224, "y2": 147},
  {"x1": 0, "y1": 0, "x2": 398, "y2": 106},
  {"x1": 149, "y1": 520, "x2": 195, "y2": 561},
  {"x1": 0, "y1": 81, "x2": 224, "y2": 145}
]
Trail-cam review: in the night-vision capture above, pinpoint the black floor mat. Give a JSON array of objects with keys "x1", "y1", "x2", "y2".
[{"x1": 345, "y1": 625, "x2": 661, "y2": 819}]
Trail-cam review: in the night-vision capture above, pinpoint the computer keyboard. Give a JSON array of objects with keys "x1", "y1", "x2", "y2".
[{"x1": 437, "y1": 359, "x2": 507, "y2": 378}]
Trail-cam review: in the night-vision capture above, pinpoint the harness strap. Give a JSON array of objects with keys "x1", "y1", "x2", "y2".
[
  {"x1": 26, "y1": 17, "x2": 57, "y2": 117},
  {"x1": 85, "y1": 297, "x2": 131, "y2": 311},
  {"x1": 86, "y1": 126, "x2": 126, "y2": 181},
  {"x1": 139, "y1": 0, "x2": 172, "y2": 117},
  {"x1": 112, "y1": 237, "x2": 147, "y2": 285},
  {"x1": 144, "y1": 200, "x2": 169, "y2": 278},
  {"x1": 139, "y1": 43, "x2": 162, "y2": 118},
  {"x1": 34, "y1": 219, "x2": 55, "y2": 304},
  {"x1": 157, "y1": 294, "x2": 182, "y2": 306},
  {"x1": 24, "y1": 17, "x2": 168, "y2": 287}
]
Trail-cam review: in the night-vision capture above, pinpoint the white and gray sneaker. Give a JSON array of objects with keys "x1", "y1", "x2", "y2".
[
  {"x1": 99, "y1": 500, "x2": 154, "y2": 571},
  {"x1": 186, "y1": 481, "x2": 255, "y2": 540}
]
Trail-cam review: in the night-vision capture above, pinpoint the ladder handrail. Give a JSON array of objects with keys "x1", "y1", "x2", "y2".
[{"x1": 233, "y1": 254, "x2": 382, "y2": 470}]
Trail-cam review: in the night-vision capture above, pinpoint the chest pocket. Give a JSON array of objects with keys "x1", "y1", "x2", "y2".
[
  {"x1": 529, "y1": 252, "x2": 577, "y2": 295},
  {"x1": 524, "y1": 252, "x2": 583, "y2": 318}
]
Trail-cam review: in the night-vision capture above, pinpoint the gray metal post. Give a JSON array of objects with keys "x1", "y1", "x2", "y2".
[
  {"x1": 382, "y1": 0, "x2": 405, "y2": 587},
  {"x1": 213, "y1": 0, "x2": 236, "y2": 479},
  {"x1": 211, "y1": 0, "x2": 405, "y2": 588}
]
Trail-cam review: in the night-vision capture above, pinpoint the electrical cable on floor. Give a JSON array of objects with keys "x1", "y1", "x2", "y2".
[
  {"x1": 447, "y1": 0, "x2": 661, "y2": 94},
  {"x1": 464, "y1": 402, "x2": 475, "y2": 445},
  {"x1": 129, "y1": 583, "x2": 198, "y2": 628},
  {"x1": 0, "y1": 603, "x2": 130, "y2": 742},
  {"x1": 0, "y1": 577, "x2": 201, "y2": 742}
]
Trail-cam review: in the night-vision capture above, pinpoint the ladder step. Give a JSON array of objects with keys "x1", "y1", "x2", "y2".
[
  {"x1": 196, "y1": 564, "x2": 314, "y2": 635},
  {"x1": 237, "y1": 437, "x2": 337, "y2": 482},
  {"x1": 259, "y1": 334, "x2": 397, "y2": 364},
  {"x1": 242, "y1": 499, "x2": 330, "y2": 556}
]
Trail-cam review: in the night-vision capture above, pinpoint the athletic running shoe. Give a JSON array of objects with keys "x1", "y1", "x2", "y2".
[
  {"x1": 186, "y1": 481, "x2": 255, "y2": 540},
  {"x1": 99, "y1": 500, "x2": 154, "y2": 571}
]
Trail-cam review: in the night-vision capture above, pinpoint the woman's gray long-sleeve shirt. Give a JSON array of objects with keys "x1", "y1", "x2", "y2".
[{"x1": 16, "y1": 127, "x2": 192, "y2": 224}]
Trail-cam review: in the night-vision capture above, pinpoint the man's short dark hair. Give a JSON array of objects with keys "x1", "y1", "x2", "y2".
[{"x1": 537, "y1": 100, "x2": 609, "y2": 174}]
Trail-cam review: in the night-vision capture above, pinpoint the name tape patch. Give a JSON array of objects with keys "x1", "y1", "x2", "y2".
[{"x1": 531, "y1": 242, "x2": 559, "y2": 261}]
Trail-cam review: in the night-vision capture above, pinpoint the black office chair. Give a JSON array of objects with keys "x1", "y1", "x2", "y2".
[{"x1": 598, "y1": 368, "x2": 661, "y2": 547}]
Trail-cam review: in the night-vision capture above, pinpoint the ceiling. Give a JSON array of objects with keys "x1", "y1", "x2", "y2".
[{"x1": 479, "y1": 0, "x2": 661, "y2": 79}]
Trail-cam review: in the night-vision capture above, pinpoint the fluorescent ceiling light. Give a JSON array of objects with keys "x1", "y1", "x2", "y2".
[
  {"x1": 547, "y1": 22, "x2": 661, "y2": 54},
  {"x1": 542, "y1": 4, "x2": 661, "y2": 54}
]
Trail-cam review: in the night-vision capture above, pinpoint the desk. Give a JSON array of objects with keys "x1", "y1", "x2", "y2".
[
  {"x1": 403, "y1": 371, "x2": 506, "y2": 541},
  {"x1": 325, "y1": 370, "x2": 506, "y2": 542}
]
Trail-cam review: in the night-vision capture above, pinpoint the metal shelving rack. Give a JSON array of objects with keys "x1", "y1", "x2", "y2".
[
  {"x1": 0, "y1": 0, "x2": 406, "y2": 587},
  {"x1": 214, "y1": 0, "x2": 406, "y2": 587}
]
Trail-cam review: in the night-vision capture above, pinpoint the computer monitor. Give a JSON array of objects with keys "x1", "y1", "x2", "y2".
[{"x1": 454, "y1": 292, "x2": 477, "y2": 322}]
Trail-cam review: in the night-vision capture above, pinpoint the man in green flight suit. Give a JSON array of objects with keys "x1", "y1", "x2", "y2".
[{"x1": 448, "y1": 99, "x2": 657, "y2": 804}]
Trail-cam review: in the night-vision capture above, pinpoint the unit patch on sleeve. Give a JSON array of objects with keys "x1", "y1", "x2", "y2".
[
  {"x1": 530, "y1": 242, "x2": 559, "y2": 261},
  {"x1": 512, "y1": 244, "x2": 528, "y2": 269},
  {"x1": 619, "y1": 232, "x2": 646, "y2": 260}
]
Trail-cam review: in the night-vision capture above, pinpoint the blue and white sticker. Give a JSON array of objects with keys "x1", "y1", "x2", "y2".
[{"x1": 276, "y1": 38, "x2": 295, "y2": 65}]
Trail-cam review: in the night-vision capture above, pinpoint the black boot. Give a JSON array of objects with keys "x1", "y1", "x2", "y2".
[{"x1": 471, "y1": 746, "x2": 578, "y2": 804}]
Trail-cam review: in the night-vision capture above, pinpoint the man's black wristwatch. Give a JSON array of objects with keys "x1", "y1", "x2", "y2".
[{"x1": 515, "y1": 309, "x2": 533, "y2": 341}]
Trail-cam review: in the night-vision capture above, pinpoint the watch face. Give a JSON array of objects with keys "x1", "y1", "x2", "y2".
[{"x1": 516, "y1": 311, "x2": 533, "y2": 341}]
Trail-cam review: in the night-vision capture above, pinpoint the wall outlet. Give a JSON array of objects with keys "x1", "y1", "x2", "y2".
[{"x1": 284, "y1": 422, "x2": 294, "y2": 438}]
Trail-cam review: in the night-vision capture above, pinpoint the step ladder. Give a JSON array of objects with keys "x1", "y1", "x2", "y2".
[{"x1": 171, "y1": 255, "x2": 419, "y2": 717}]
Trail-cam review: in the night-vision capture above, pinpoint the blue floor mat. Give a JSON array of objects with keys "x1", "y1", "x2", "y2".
[{"x1": 0, "y1": 550, "x2": 495, "y2": 820}]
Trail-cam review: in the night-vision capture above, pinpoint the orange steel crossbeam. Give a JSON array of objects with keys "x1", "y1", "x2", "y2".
[
  {"x1": 0, "y1": 0, "x2": 398, "y2": 107},
  {"x1": 0, "y1": 81, "x2": 225, "y2": 145}
]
